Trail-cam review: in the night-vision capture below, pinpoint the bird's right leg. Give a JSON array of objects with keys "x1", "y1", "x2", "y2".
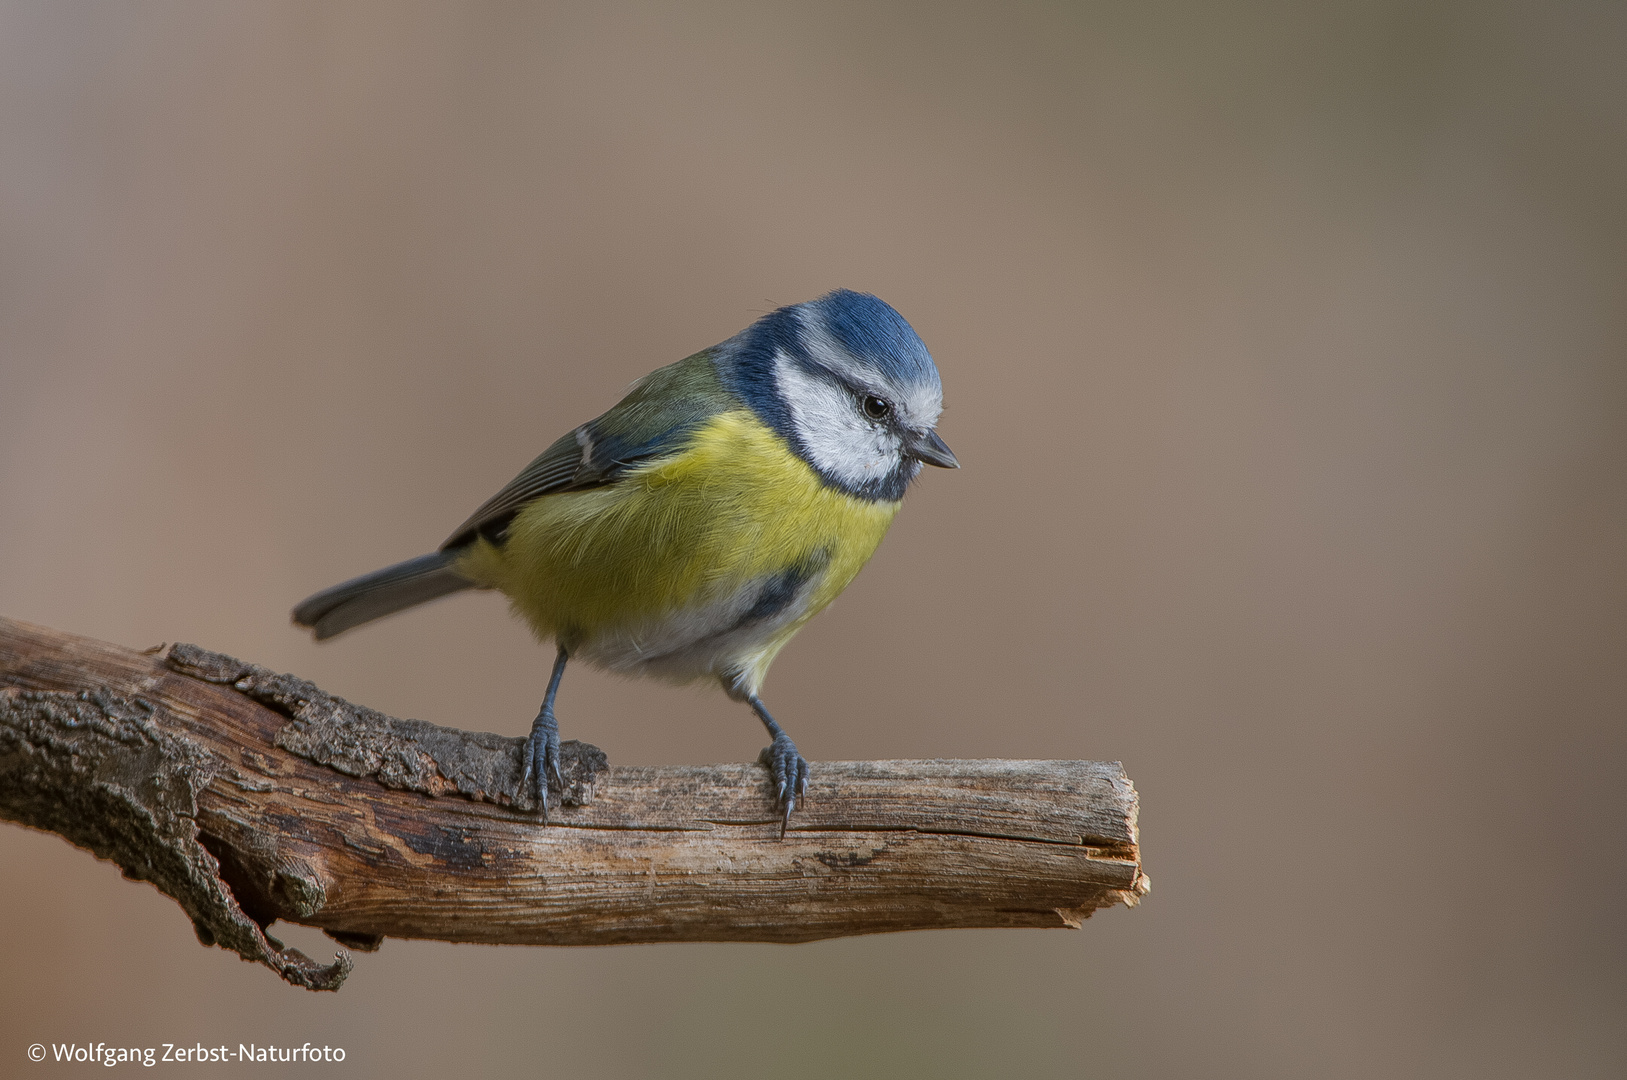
[
  {"x1": 520, "y1": 645, "x2": 569, "y2": 822},
  {"x1": 748, "y1": 694, "x2": 809, "y2": 839}
]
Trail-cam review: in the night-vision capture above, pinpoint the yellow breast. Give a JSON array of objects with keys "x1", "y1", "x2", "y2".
[{"x1": 454, "y1": 409, "x2": 900, "y2": 691}]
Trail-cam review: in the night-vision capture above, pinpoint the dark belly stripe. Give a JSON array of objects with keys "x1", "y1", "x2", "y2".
[{"x1": 740, "y1": 548, "x2": 831, "y2": 626}]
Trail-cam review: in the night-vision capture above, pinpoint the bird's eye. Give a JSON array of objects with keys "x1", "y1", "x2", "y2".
[{"x1": 862, "y1": 395, "x2": 891, "y2": 421}]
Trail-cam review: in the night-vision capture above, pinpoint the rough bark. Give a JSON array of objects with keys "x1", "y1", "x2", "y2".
[{"x1": 0, "y1": 617, "x2": 1149, "y2": 990}]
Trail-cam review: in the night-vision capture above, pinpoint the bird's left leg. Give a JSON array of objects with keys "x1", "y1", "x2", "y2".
[
  {"x1": 748, "y1": 695, "x2": 809, "y2": 838},
  {"x1": 520, "y1": 645, "x2": 569, "y2": 822}
]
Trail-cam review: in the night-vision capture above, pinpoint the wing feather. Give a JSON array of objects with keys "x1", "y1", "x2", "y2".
[
  {"x1": 441, "y1": 350, "x2": 735, "y2": 550},
  {"x1": 441, "y1": 430, "x2": 586, "y2": 549}
]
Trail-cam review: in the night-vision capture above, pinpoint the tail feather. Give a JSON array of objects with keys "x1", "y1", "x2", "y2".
[{"x1": 292, "y1": 551, "x2": 474, "y2": 640}]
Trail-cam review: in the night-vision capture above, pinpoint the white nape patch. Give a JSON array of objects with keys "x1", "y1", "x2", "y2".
[
  {"x1": 795, "y1": 309, "x2": 944, "y2": 432},
  {"x1": 773, "y1": 350, "x2": 903, "y2": 489}
]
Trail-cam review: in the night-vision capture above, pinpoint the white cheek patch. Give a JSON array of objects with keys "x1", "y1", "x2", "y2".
[{"x1": 773, "y1": 351, "x2": 903, "y2": 489}]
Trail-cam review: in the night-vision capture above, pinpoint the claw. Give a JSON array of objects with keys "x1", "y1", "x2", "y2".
[
  {"x1": 758, "y1": 730, "x2": 808, "y2": 839},
  {"x1": 522, "y1": 710, "x2": 561, "y2": 823},
  {"x1": 747, "y1": 696, "x2": 809, "y2": 839},
  {"x1": 517, "y1": 646, "x2": 572, "y2": 825}
]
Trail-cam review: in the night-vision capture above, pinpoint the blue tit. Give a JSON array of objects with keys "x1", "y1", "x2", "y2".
[{"x1": 292, "y1": 289, "x2": 957, "y2": 833}]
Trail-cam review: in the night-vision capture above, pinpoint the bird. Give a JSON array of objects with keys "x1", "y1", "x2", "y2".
[{"x1": 291, "y1": 289, "x2": 957, "y2": 834}]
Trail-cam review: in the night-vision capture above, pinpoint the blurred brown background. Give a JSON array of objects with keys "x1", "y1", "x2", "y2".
[{"x1": 2, "y1": 2, "x2": 1623, "y2": 1076}]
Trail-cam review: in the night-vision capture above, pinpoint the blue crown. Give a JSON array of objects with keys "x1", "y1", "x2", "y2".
[
  {"x1": 808, "y1": 289, "x2": 940, "y2": 388},
  {"x1": 720, "y1": 290, "x2": 939, "y2": 398}
]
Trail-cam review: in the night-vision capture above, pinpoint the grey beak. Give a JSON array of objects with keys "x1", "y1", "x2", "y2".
[{"x1": 907, "y1": 429, "x2": 960, "y2": 469}]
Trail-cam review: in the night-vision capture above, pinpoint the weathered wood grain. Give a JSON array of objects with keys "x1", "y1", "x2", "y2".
[{"x1": 0, "y1": 616, "x2": 1148, "y2": 990}]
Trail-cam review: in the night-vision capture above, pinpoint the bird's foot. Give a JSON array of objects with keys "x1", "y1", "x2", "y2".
[
  {"x1": 758, "y1": 732, "x2": 809, "y2": 838},
  {"x1": 520, "y1": 709, "x2": 564, "y2": 822}
]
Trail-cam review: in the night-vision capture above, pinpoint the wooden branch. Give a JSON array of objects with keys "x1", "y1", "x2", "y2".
[{"x1": 0, "y1": 617, "x2": 1148, "y2": 990}]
